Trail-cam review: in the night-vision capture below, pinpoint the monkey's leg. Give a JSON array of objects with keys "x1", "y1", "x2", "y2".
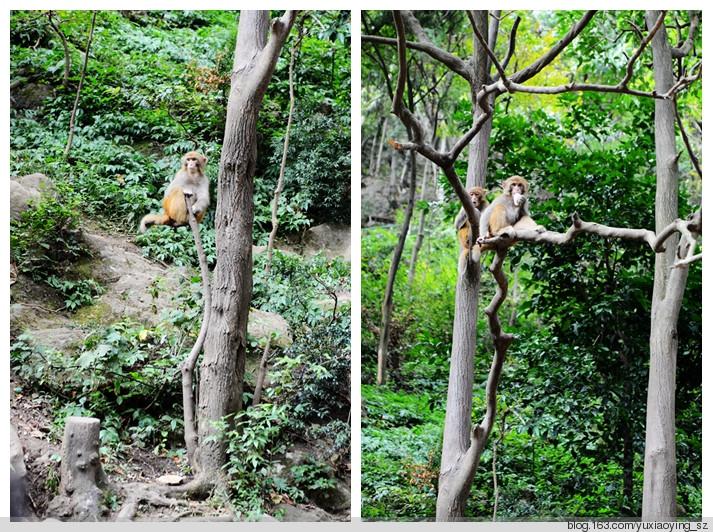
[
  {"x1": 513, "y1": 216, "x2": 545, "y2": 232},
  {"x1": 163, "y1": 188, "x2": 190, "y2": 225},
  {"x1": 488, "y1": 204, "x2": 512, "y2": 236}
]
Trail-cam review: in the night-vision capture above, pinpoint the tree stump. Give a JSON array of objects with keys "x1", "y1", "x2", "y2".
[{"x1": 47, "y1": 416, "x2": 112, "y2": 521}]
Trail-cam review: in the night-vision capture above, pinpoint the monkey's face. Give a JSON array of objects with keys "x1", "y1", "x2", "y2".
[
  {"x1": 185, "y1": 156, "x2": 200, "y2": 171},
  {"x1": 503, "y1": 177, "x2": 529, "y2": 206},
  {"x1": 469, "y1": 190, "x2": 483, "y2": 207},
  {"x1": 508, "y1": 181, "x2": 526, "y2": 206},
  {"x1": 182, "y1": 151, "x2": 207, "y2": 173}
]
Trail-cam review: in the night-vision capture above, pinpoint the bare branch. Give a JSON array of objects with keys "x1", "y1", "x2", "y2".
[
  {"x1": 618, "y1": 11, "x2": 666, "y2": 89},
  {"x1": 390, "y1": 11, "x2": 479, "y2": 236},
  {"x1": 671, "y1": 11, "x2": 701, "y2": 59},
  {"x1": 673, "y1": 94, "x2": 702, "y2": 178},
  {"x1": 362, "y1": 34, "x2": 471, "y2": 80},
  {"x1": 499, "y1": 15, "x2": 521, "y2": 77},
  {"x1": 476, "y1": 212, "x2": 659, "y2": 252},
  {"x1": 510, "y1": 11, "x2": 597, "y2": 84}
]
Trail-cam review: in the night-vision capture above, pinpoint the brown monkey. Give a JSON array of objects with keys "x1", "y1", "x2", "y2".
[
  {"x1": 454, "y1": 186, "x2": 490, "y2": 248},
  {"x1": 476, "y1": 175, "x2": 545, "y2": 250},
  {"x1": 140, "y1": 151, "x2": 210, "y2": 233}
]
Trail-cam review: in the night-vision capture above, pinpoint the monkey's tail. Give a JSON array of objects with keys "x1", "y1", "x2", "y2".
[{"x1": 139, "y1": 214, "x2": 171, "y2": 233}]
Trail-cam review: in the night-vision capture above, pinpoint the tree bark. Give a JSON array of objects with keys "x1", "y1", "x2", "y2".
[
  {"x1": 641, "y1": 10, "x2": 687, "y2": 521},
  {"x1": 436, "y1": 10, "x2": 492, "y2": 520},
  {"x1": 408, "y1": 156, "x2": 432, "y2": 283},
  {"x1": 266, "y1": 25, "x2": 299, "y2": 271},
  {"x1": 376, "y1": 144, "x2": 417, "y2": 385},
  {"x1": 192, "y1": 10, "x2": 296, "y2": 488},
  {"x1": 46, "y1": 417, "x2": 112, "y2": 521}
]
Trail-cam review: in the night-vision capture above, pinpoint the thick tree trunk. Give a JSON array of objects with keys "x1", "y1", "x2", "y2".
[
  {"x1": 193, "y1": 10, "x2": 296, "y2": 486},
  {"x1": 436, "y1": 10, "x2": 492, "y2": 520},
  {"x1": 642, "y1": 10, "x2": 684, "y2": 521},
  {"x1": 436, "y1": 252, "x2": 481, "y2": 519}
]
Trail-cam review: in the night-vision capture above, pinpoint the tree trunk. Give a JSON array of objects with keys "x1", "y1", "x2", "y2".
[
  {"x1": 193, "y1": 10, "x2": 296, "y2": 487},
  {"x1": 436, "y1": 10, "x2": 492, "y2": 520},
  {"x1": 436, "y1": 251, "x2": 481, "y2": 519},
  {"x1": 641, "y1": 10, "x2": 684, "y2": 521},
  {"x1": 266, "y1": 24, "x2": 298, "y2": 271},
  {"x1": 252, "y1": 337, "x2": 272, "y2": 405},
  {"x1": 408, "y1": 156, "x2": 432, "y2": 283},
  {"x1": 376, "y1": 145, "x2": 417, "y2": 385},
  {"x1": 46, "y1": 417, "x2": 111, "y2": 521}
]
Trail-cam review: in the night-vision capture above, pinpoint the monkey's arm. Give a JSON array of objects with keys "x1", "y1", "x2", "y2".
[
  {"x1": 190, "y1": 178, "x2": 210, "y2": 215},
  {"x1": 454, "y1": 207, "x2": 468, "y2": 230}
]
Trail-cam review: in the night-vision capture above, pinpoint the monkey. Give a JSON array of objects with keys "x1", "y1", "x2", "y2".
[
  {"x1": 140, "y1": 151, "x2": 210, "y2": 233},
  {"x1": 476, "y1": 175, "x2": 545, "y2": 251},
  {"x1": 454, "y1": 186, "x2": 490, "y2": 249}
]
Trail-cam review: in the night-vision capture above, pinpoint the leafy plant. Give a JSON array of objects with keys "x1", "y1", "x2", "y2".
[
  {"x1": 45, "y1": 275, "x2": 104, "y2": 310},
  {"x1": 218, "y1": 403, "x2": 291, "y2": 518},
  {"x1": 10, "y1": 186, "x2": 87, "y2": 280}
]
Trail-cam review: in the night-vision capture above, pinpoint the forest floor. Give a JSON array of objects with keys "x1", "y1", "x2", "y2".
[{"x1": 10, "y1": 224, "x2": 351, "y2": 522}]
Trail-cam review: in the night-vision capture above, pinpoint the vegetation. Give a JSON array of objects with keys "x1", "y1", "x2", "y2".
[
  {"x1": 361, "y1": 10, "x2": 701, "y2": 521},
  {"x1": 10, "y1": 9, "x2": 350, "y2": 518}
]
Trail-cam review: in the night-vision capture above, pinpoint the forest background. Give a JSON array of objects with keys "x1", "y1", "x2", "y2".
[
  {"x1": 8, "y1": 9, "x2": 351, "y2": 520},
  {"x1": 360, "y1": 9, "x2": 702, "y2": 521}
]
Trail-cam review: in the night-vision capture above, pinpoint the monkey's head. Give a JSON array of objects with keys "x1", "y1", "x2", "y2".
[
  {"x1": 182, "y1": 151, "x2": 207, "y2": 173},
  {"x1": 502, "y1": 175, "x2": 529, "y2": 206},
  {"x1": 467, "y1": 186, "x2": 488, "y2": 209}
]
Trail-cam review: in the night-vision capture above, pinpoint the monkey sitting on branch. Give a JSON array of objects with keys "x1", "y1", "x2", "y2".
[
  {"x1": 140, "y1": 151, "x2": 210, "y2": 232},
  {"x1": 454, "y1": 186, "x2": 490, "y2": 249},
  {"x1": 476, "y1": 175, "x2": 545, "y2": 251}
]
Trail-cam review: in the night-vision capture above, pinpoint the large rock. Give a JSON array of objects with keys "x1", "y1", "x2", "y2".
[
  {"x1": 302, "y1": 223, "x2": 350, "y2": 261},
  {"x1": 274, "y1": 447, "x2": 350, "y2": 514},
  {"x1": 10, "y1": 174, "x2": 56, "y2": 220},
  {"x1": 248, "y1": 308, "x2": 292, "y2": 348},
  {"x1": 273, "y1": 503, "x2": 333, "y2": 522}
]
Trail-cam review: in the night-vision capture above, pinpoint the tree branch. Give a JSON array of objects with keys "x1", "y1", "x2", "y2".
[
  {"x1": 180, "y1": 192, "x2": 213, "y2": 469},
  {"x1": 670, "y1": 11, "x2": 700, "y2": 59},
  {"x1": 362, "y1": 34, "x2": 471, "y2": 80},
  {"x1": 510, "y1": 11, "x2": 597, "y2": 84}
]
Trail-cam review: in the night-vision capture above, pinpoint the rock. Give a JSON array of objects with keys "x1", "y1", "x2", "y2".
[
  {"x1": 302, "y1": 223, "x2": 350, "y2": 261},
  {"x1": 274, "y1": 447, "x2": 350, "y2": 513},
  {"x1": 155, "y1": 474, "x2": 183, "y2": 486},
  {"x1": 273, "y1": 503, "x2": 333, "y2": 522},
  {"x1": 311, "y1": 479, "x2": 351, "y2": 513},
  {"x1": 248, "y1": 308, "x2": 292, "y2": 348},
  {"x1": 10, "y1": 174, "x2": 56, "y2": 220}
]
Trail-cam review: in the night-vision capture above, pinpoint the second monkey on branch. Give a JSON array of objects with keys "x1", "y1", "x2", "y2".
[
  {"x1": 456, "y1": 176, "x2": 545, "y2": 252},
  {"x1": 140, "y1": 151, "x2": 210, "y2": 233}
]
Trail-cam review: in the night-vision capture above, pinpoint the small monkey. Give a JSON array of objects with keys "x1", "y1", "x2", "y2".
[
  {"x1": 476, "y1": 175, "x2": 545, "y2": 250},
  {"x1": 140, "y1": 151, "x2": 210, "y2": 233},
  {"x1": 454, "y1": 186, "x2": 490, "y2": 249}
]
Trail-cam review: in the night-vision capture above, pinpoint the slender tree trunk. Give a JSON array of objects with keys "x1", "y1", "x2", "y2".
[
  {"x1": 64, "y1": 11, "x2": 96, "y2": 156},
  {"x1": 47, "y1": 11, "x2": 70, "y2": 89},
  {"x1": 266, "y1": 24, "x2": 299, "y2": 271},
  {"x1": 641, "y1": 10, "x2": 684, "y2": 521},
  {"x1": 376, "y1": 146, "x2": 417, "y2": 385},
  {"x1": 368, "y1": 117, "x2": 384, "y2": 175},
  {"x1": 193, "y1": 10, "x2": 296, "y2": 487},
  {"x1": 408, "y1": 156, "x2": 431, "y2": 282},
  {"x1": 375, "y1": 117, "x2": 387, "y2": 176}
]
